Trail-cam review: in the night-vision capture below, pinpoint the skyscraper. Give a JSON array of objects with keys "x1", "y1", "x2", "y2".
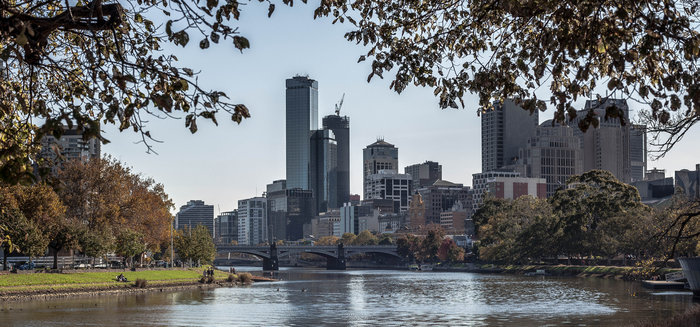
[
  {"x1": 286, "y1": 76, "x2": 318, "y2": 189},
  {"x1": 176, "y1": 200, "x2": 215, "y2": 238},
  {"x1": 520, "y1": 120, "x2": 584, "y2": 197},
  {"x1": 237, "y1": 197, "x2": 267, "y2": 245},
  {"x1": 266, "y1": 179, "x2": 315, "y2": 241},
  {"x1": 322, "y1": 114, "x2": 350, "y2": 207},
  {"x1": 363, "y1": 139, "x2": 399, "y2": 199},
  {"x1": 481, "y1": 100, "x2": 539, "y2": 172},
  {"x1": 570, "y1": 98, "x2": 634, "y2": 183},
  {"x1": 404, "y1": 161, "x2": 442, "y2": 191},
  {"x1": 630, "y1": 124, "x2": 648, "y2": 182},
  {"x1": 37, "y1": 125, "x2": 101, "y2": 175},
  {"x1": 416, "y1": 180, "x2": 471, "y2": 226},
  {"x1": 309, "y1": 129, "x2": 338, "y2": 213},
  {"x1": 364, "y1": 170, "x2": 412, "y2": 213}
]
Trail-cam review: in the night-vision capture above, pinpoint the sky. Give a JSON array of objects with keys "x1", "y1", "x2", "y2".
[{"x1": 101, "y1": 3, "x2": 700, "y2": 215}]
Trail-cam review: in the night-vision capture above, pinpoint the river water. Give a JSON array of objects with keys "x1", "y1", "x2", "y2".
[{"x1": 0, "y1": 267, "x2": 696, "y2": 326}]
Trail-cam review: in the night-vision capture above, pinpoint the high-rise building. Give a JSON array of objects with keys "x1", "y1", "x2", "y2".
[
  {"x1": 214, "y1": 210, "x2": 238, "y2": 245},
  {"x1": 570, "y1": 98, "x2": 637, "y2": 183},
  {"x1": 416, "y1": 180, "x2": 472, "y2": 226},
  {"x1": 404, "y1": 161, "x2": 442, "y2": 191},
  {"x1": 340, "y1": 202, "x2": 373, "y2": 235},
  {"x1": 286, "y1": 76, "x2": 318, "y2": 189},
  {"x1": 37, "y1": 125, "x2": 101, "y2": 175},
  {"x1": 322, "y1": 114, "x2": 351, "y2": 207},
  {"x1": 237, "y1": 197, "x2": 267, "y2": 245},
  {"x1": 266, "y1": 180, "x2": 315, "y2": 241},
  {"x1": 471, "y1": 174, "x2": 546, "y2": 211},
  {"x1": 309, "y1": 129, "x2": 338, "y2": 213},
  {"x1": 364, "y1": 170, "x2": 412, "y2": 213},
  {"x1": 471, "y1": 171, "x2": 520, "y2": 212},
  {"x1": 481, "y1": 100, "x2": 539, "y2": 172},
  {"x1": 176, "y1": 200, "x2": 215, "y2": 238},
  {"x1": 675, "y1": 164, "x2": 700, "y2": 200},
  {"x1": 630, "y1": 124, "x2": 648, "y2": 182},
  {"x1": 363, "y1": 139, "x2": 399, "y2": 198},
  {"x1": 520, "y1": 120, "x2": 584, "y2": 197}
]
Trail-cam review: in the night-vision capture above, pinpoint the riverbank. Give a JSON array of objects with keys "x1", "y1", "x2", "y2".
[
  {"x1": 0, "y1": 267, "x2": 266, "y2": 302},
  {"x1": 434, "y1": 263, "x2": 681, "y2": 281}
]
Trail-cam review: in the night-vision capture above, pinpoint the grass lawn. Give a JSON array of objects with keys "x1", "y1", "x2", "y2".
[{"x1": 0, "y1": 267, "x2": 232, "y2": 293}]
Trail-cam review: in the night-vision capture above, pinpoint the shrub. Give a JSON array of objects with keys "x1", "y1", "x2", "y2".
[
  {"x1": 237, "y1": 272, "x2": 253, "y2": 284},
  {"x1": 134, "y1": 279, "x2": 148, "y2": 288},
  {"x1": 226, "y1": 274, "x2": 236, "y2": 283}
]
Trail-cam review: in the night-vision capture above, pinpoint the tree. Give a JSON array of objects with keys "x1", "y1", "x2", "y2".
[
  {"x1": 55, "y1": 157, "x2": 174, "y2": 256},
  {"x1": 550, "y1": 170, "x2": 648, "y2": 261},
  {"x1": 420, "y1": 228, "x2": 445, "y2": 263},
  {"x1": 339, "y1": 232, "x2": 357, "y2": 245},
  {"x1": 315, "y1": 1, "x2": 699, "y2": 155},
  {"x1": 115, "y1": 229, "x2": 146, "y2": 268},
  {"x1": 174, "y1": 225, "x2": 216, "y2": 266},
  {"x1": 0, "y1": 183, "x2": 67, "y2": 268},
  {"x1": 316, "y1": 235, "x2": 339, "y2": 245},
  {"x1": 353, "y1": 230, "x2": 378, "y2": 245},
  {"x1": 0, "y1": 0, "x2": 320, "y2": 182}
]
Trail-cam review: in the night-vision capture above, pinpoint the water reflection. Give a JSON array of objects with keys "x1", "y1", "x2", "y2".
[{"x1": 0, "y1": 268, "x2": 695, "y2": 326}]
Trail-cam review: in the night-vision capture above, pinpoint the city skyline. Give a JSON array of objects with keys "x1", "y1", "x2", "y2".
[{"x1": 98, "y1": 4, "x2": 699, "y2": 214}]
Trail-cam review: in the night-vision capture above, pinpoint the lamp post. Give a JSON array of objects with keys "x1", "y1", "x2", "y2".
[{"x1": 170, "y1": 216, "x2": 174, "y2": 268}]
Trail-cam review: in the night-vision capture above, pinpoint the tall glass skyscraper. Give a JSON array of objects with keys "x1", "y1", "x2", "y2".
[
  {"x1": 322, "y1": 114, "x2": 350, "y2": 207},
  {"x1": 286, "y1": 76, "x2": 318, "y2": 189}
]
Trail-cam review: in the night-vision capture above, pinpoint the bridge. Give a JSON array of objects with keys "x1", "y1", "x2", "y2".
[{"x1": 216, "y1": 244, "x2": 400, "y2": 270}]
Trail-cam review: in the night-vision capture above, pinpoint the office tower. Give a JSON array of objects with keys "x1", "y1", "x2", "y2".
[
  {"x1": 214, "y1": 210, "x2": 238, "y2": 244},
  {"x1": 364, "y1": 170, "x2": 412, "y2": 213},
  {"x1": 481, "y1": 100, "x2": 539, "y2": 172},
  {"x1": 266, "y1": 180, "x2": 315, "y2": 241},
  {"x1": 416, "y1": 180, "x2": 471, "y2": 226},
  {"x1": 630, "y1": 124, "x2": 648, "y2": 182},
  {"x1": 37, "y1": 125, "x2": 101, "y2": 175},
  {"x1": 286, "y1": 76, "x2": 318, "y2": 189},
  {"x1": 520, "y1": 121, "x2": 583, "y2": 197},
  {"x1": 439, "y1": 201, "x2": 469, "y2": 234},
  {"x1": 237, "y1": 197, "x2": 267, "y2": 245},
  {"x1": 322, "y1": 114, "x2": 351, "y2": 208},
  {"x1": 176, "y1": 200, "x2": 215, "y2": 238},
  {"x1": 675, "y1": 164, "x2": 700, "y2": 199},
  {"x1": 471, "y1": 171, "x2": 520, "y2": 212},
  {"x1": 363, "y1": 139, "x2": 399, "y2": 199},
  {"x1": 570, "y1": 98, "x2": 634, "y2": 183},
  {"x1": 310, "y1": 129, "x2": 338, "y2": 213},
  {"x1": 404, "y1": 161, "x2": 442, "y2": 191}
]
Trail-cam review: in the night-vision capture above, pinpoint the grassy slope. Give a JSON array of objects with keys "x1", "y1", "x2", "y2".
[{"x1": 0, "y1": 268, "x2": 231, "y2": 293}]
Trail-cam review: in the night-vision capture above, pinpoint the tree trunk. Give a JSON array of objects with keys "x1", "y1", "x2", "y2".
[
  {"x1": 2, "y1": 246, "x2": 7, "y2": 270},
  {"x1": 53, "y1": 249, "x2": 58, "y2": 269}
]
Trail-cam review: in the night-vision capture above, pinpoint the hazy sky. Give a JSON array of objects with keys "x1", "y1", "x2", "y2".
[{"x1": 101, "y1": 4, "x2": 700, "y2": 215}]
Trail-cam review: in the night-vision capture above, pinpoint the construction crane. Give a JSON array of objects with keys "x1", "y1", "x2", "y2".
[{"x1": 334, "y1": 93, "x2": 345, "y2": 116}]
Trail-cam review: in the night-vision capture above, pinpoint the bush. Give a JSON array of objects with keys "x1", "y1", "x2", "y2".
[
  {"x1": 226, "y1": 274, "x2": 236, "y2": 283},
  {"x1": 134, "y1": 279, "x2": 148, "y2": 288},
  {"x1": 237, "y1": 272, "x2": 252, "y2": 284}
]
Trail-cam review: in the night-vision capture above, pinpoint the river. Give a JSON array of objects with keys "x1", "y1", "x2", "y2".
[{"x1": 0, "y1": 267, "x2": 696, "y2": 326}]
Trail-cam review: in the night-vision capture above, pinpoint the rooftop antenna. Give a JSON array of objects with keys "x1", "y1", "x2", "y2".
[{"x1": 335, "y1": 93, "x2": 345, "y2": 116}]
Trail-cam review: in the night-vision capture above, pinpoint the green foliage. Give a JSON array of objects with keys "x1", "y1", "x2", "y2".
[
  {"x1": 115, "y1": 229, "x2": 146, "y2": 267},
  {"x1": 353, "y1": 230, "x2": 378, "y2": 245},
  {"x1": 315, "y1": 235, "x2": 339, "y2": 245},
  {"x1": 315, "y1": 0, "x2": 699, "y2": 155},
  {"x1": 174, "y1": 225, "x2": 216, "y2": 265},
  {"x1": 421, "y1": 228, "x2": 445, "y2": 263},
  {"x1": 339, "y1": 233, "x2": 357, "y2": 245},
  {"x1": 551, "y1": 170, "x2": 649, "y2": 259},
  {"x1": 476, "y1": 171, "x2": 655, "y2": 264}
]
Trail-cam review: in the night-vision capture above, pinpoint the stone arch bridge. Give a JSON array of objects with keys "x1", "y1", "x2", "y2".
[{"x1": 216, "y1": 244, "x2": 400, "y2": 270}]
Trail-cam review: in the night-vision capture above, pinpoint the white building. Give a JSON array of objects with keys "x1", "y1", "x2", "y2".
[{"x1": 237, "y1": 197, "x2": 267, "y2": 245}]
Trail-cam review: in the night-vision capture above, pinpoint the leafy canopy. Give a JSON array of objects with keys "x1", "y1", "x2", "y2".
[{"x1": 315, "y1": 0, "x2": 699, "y2": 155}]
